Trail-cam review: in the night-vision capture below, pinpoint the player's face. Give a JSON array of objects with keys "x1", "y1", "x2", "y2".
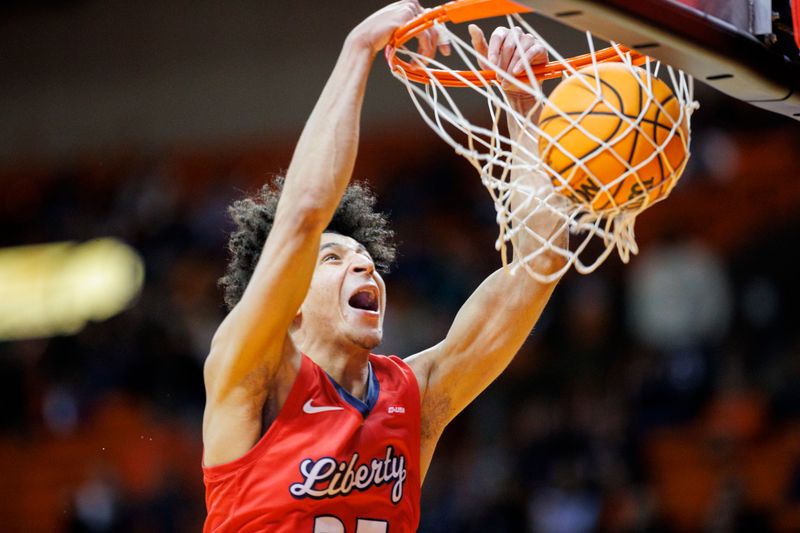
[{"x1": 300, "y1": 233, "x2": 386, "y2": 351}]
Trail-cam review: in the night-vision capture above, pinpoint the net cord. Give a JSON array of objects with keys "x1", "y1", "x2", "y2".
[{"x1": 391, "y1": 13, "x2": 697, "y2": 282}]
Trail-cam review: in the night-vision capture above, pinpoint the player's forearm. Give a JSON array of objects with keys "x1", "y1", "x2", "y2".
[
  {"x1": 207, "y1": 39, "x2": 379, "y2": 395},
  {"x1": 506, "y1": 95, "x2": 567, "y2": 274},
  {"x1": 210, "y1": 3, "x2": 429, "y2": 399},
  {"x1": 418, "y1": 264, "x2": 558, "y2": 431},
  {"x1": 276, "y1": 36, "x2": 376, "y2": 231},
  {"x1": 506, "y1": 93, "x2": 540, "y2": 146}
]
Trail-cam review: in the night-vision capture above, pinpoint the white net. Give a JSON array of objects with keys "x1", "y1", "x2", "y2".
[{"x1": 390, "y1": 12, "x2": 698, "y2": 282}]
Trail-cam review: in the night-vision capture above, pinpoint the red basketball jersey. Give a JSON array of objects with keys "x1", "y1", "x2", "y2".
[{"x1": 203, "y1": 353, "x2": 421, "y2": 533}]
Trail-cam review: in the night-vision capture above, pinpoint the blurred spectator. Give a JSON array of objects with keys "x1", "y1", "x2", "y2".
[
  {"x1": 66, "y1": 467, "x2": 124, "y2": 533},
  {"x1": 627, "y1": 240, "x2": 732, "y2": 351}
]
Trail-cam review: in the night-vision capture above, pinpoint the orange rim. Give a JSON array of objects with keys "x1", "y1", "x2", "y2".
[{"x1": 385, "y1": 0, "x2": 649, "y2": 87}]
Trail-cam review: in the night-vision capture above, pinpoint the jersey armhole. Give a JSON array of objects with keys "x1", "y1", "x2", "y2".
[
  {"x1": 202, "y1": 354, "x2": 311, "y2": 479},
  {"x1": 388, "y1": 355, "x2": 420, "y2": 398}
]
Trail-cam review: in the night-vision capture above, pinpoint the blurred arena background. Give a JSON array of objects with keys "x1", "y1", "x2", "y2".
[{"x1": 1, "y1": 1, "x2": 800, "y2": 531}]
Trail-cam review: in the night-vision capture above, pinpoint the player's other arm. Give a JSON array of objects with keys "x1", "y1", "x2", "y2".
[
  {"x1": 203, "y1": 1, "x2": 432, "y2": 467},
  {"x1": 406, "y1": 26, "x2": 566, "y2": 474}
]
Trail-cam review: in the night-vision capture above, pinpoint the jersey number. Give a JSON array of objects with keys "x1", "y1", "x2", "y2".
[{"x1": 313, "y1": 515, "x2": 388, "y2": 533}]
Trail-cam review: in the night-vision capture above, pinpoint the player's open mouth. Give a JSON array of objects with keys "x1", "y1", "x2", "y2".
[{"x1": 348, "y1": 287, "x2": 379, "y2": 313}]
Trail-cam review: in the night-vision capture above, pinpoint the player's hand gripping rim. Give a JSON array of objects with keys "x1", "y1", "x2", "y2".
[
  {"x1": 350, "y1": 0, "x2": 451, "y2": 58},
  {"x1": 468, "y1": 24, "x2": 548, "y2": 94}
]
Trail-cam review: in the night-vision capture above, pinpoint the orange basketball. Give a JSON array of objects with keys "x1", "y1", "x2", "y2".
[{"x1": 538, "y1": 62, "x2": 689, "y2": 214}]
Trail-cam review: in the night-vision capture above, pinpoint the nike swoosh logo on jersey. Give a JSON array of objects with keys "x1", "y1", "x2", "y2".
[{"x1": 302, "y1": 400, "x2": 345, "y2": 414}]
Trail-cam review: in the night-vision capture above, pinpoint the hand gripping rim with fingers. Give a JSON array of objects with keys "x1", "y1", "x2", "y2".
[{"x1": 384, "y1": 0, "x2": 649, "y2": 87}]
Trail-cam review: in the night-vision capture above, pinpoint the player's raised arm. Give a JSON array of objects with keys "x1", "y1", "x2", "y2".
[
  {"x1": 405, "y1": 25, "x2": 567, "y2": 476},
  {"x1": 203, "y1": 1, "x2": 439, "y2": 467}
]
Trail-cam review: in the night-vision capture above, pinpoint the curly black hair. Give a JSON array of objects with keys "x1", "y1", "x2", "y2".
[{"x1": 219, "y1": 177, "x2": 396, "y2": 310}]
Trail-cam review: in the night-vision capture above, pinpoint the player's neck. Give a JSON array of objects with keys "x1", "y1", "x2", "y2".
[
  {"x1": 315, "y1": 349, "x2": 371, "y2": 401},
  {"x1": 296, "y1": 336, "x2": 371, "y2": 401}
]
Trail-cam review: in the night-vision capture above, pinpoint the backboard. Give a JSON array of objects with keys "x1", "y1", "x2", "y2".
[{"x1": 516, "y1": 0, "x2": 800, "y2": 120}]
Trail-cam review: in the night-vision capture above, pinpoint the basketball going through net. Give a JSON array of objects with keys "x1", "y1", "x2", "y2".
[{"x1": 386, "y1": 0, "x2": 698, "y2": 282}]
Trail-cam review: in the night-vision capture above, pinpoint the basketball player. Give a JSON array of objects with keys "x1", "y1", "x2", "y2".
[{"x1": 202, "y1": 2, "x2": 563, "y2": 531}]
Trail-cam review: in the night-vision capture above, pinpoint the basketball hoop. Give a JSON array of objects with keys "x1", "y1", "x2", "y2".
[{"x1": 386, "y1": 0, "x2": 698, "y2": 282}]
